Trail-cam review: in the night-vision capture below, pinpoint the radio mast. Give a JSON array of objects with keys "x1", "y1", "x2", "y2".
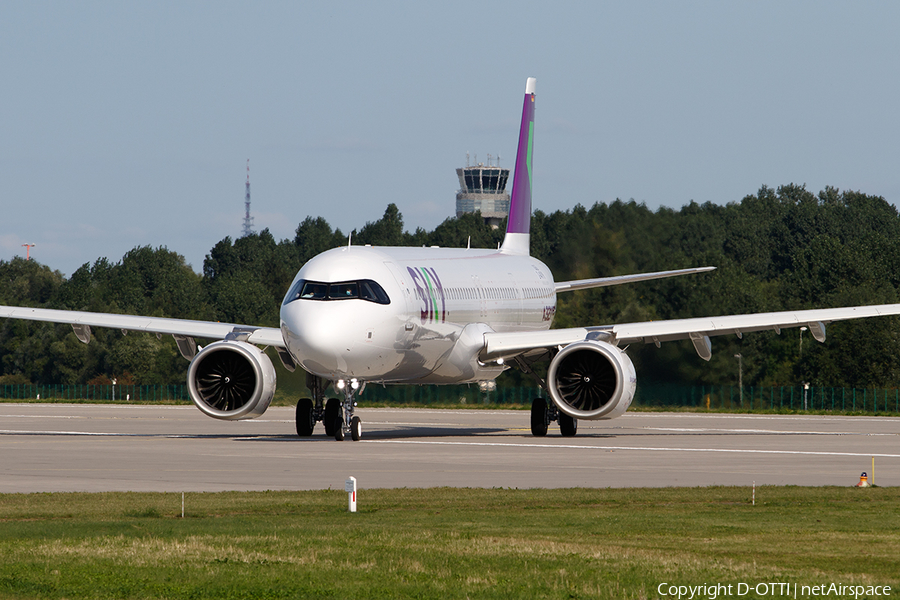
[{"x1": 241, "y1": 159, "x2": 254, "y2": 237}]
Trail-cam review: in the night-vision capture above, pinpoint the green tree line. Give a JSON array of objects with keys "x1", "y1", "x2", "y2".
[{"x1": 2, "y1": 184, "x2": 899, "y2": 391}]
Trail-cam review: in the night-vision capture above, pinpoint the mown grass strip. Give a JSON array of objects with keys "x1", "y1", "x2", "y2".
[{"x1": 0, "y1": 487, "x2": 898, "y2": 599}]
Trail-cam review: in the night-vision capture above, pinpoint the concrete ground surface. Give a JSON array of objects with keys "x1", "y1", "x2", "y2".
[{"x1": 1, "y1": 404, "x2": 897, "y2": 492}]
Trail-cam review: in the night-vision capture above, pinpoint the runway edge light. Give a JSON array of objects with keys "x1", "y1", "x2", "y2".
[
  {"x1": 345, "y1": 476, "x2": 358, "y2": 512},
  {"x1": 855, "y1": 472, "x2": 869, "y2": 487}
]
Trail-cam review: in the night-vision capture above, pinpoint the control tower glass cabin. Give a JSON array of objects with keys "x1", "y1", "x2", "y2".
[{"x1": 455, "y1": 162, "x2": 510, "y2": 229}]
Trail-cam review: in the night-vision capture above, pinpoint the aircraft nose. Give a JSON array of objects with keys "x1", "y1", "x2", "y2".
[
  {"x1": 281, "y1": 302, "x2": 347, "y2": 374},
  {"x1": 280, "y1": 300, "x2": 395, "y2": 379}
]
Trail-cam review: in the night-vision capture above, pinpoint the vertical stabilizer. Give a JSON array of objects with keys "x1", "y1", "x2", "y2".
[{"x1": 500, "y1": 77, "x2": 536, "y2": 255}]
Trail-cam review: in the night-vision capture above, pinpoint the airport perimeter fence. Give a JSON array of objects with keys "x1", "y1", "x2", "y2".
[
  {"x1": 0, "y1": 383, "x2": 188, "y2": 402},
  {"x1": 635, "y1": 382, "x2": 900, "y2": 414},
  {"x1": 360, "y1": 383, "x2": 900, "y2": 414},
  {"x1": 1, "y1": 381, "x2": 899, "y2": 415},
  {"x1": 362, "y1": 382, "x2": 900, "y2": 414}
]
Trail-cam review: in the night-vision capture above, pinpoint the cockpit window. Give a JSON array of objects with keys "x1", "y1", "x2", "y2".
[
  {"x1": 330, "y1": 282, "x2": 358, "y2": 299},
  {"x1": 283, "y1": 279, "x2": 390, "y2": 305},
  {"x1": 301, "y1": 282, "x2": 327, "y2": 299},
  {"x1": 360, "y1": 280, "x2": 391, "y2": 304}
]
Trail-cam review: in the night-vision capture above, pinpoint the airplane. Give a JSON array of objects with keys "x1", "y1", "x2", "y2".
[{"x1": 4, "y1": 77, "x2": 900, "y2": 442}]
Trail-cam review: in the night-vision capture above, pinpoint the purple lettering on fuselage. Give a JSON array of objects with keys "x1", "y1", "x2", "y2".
[
  {"x1": 422, "y1": 267, "x2": 446, "y2": 322},
  {"x1": 406, "y1": 266, "x2": 446, "y2": 324}
]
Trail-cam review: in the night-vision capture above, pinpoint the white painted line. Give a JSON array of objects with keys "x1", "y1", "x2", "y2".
[
  {"x1": 0, "y1": 404, "x2": 195, "y2": 410},
  {"x1": 636, "y1": 426, "x2": 897, "y2": 436},
  {"x1": 630, "y1": 413, "x2": 900, "y2": 423},
  {"x1": 0, "y1": 429, "x2": 200, "y2": 438},
  {"x1": 362, "y1": 439, "x2": 900, "y2": 459},
  {"x1": 0, "y1": 429, "x2": 132, "y2": 436},
  {"x1": 0, "y1": 414, "x2": 89, "y2": 419}
]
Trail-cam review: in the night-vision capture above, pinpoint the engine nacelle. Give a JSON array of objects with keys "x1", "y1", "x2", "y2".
[
  {"x1": 187, "y1": 340, "x2": 276, "y2": 420},
  {"x1": 547, "y1": 340, "x2": 636, "y2": 420}
]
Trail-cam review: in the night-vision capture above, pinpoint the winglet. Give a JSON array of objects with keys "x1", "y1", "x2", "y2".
[{"x1": 500, "y1": 77, "x2": 536, "y2": 255}]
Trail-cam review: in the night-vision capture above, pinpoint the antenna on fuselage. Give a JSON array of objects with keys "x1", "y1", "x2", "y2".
[
  {"x1": 348, "y1": 232, "x2": 352, "y2": 248},
  {"x1": 467, "y1": 236, "x2": 470, "y2": 250}
]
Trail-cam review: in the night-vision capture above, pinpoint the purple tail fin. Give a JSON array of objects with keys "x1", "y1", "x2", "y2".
[{"x1": 500, "y1": 77, "x2": 536, "y2": 255}]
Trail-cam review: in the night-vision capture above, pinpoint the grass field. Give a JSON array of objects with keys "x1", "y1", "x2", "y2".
[{"x1": 0, "y1": 487, "x2": 897, "y2": 599}]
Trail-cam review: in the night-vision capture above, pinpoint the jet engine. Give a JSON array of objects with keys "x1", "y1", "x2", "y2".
[
  {"x1": 547, "y1": 340, "x2": 636, "y2": 420},
  {"x1": 187, "y1": 340, "x2": 276, "y2": 420}
]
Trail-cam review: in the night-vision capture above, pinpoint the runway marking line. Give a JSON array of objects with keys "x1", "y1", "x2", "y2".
[
  {"x1": 0, "y1": 430, "x2": 200, "y2": 438},
  {"x1": 362, "y1": 439, "x2": 900, "y2": 459},
  {"x1": 634, "y1": 426, "x2": 896, "y2": 436}
]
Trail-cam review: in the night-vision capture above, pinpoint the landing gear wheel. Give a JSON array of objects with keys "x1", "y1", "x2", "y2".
[
  {"x1": 334, "y1": 413, "x2": 345, "y2": 441},
  {"x1": 324, "y1": 398, "x2": 340, "y2": 437},
  {"x1": 350, "y1": 416, "x2": 362, "y2": 441},
  {"x1": 559, "y1": 412, "x2": 578, "y2": 437},
  {"x1": 295, "y1": 398, "x2": 314, "y2": 436},
  {"x1": 530, "y1": 397, "x2": 549, "y2": 437}
]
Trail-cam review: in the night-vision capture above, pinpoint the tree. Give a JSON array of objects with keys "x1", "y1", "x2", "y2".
[
  {"x1": 427, "y1": 212, "x2": 503, "y2": 249},
  {"x1": 294, "y1": 217, "x2": 345, "y2": 265},
  {"x1": 355, "y1": 204, "x2": 405, "y2": 246},
  {"x1": 4, "y1": 191, "x2": 900, "y2": 392}
]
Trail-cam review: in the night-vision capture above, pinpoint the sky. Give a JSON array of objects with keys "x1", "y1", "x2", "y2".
[{"x1": 3, "y1": 1, "x2": 900, "y2": 277}]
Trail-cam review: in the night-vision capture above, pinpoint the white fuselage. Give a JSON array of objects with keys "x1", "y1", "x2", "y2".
[{"x1": 280, "y1": 245, "x2": 556, "y2": 384}]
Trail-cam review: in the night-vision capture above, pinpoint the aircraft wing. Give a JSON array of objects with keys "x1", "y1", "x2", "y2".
[
  {"x1": 555, "y1": 266, "x2": 716, "y2": 292},
  {"x1": 0, "y1": 306, "x2": 285, "y2": 347},
  {"x1": 482, "y1": 303, "x2": 900, "y2": 361}
]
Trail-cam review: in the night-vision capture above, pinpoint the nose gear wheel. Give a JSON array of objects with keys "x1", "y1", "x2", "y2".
[
  {"x1": 335, "y1": 388, "x2": 362, "y2": 441},
  {"x1": 324, "y1": 398, "x2": 341, "y2": 437}
]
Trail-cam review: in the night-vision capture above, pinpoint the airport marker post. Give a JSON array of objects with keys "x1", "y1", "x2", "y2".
[{"x1": 345, "y1": 477, "x2": 357, "y2": 513}]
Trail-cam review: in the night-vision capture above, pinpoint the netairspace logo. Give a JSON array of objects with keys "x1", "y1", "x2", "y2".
[{"x1": 656, "y1": 582, "x2": 892, "y2": 599}]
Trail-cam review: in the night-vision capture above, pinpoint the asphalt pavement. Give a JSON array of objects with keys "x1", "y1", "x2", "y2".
[{"x1": 1, "y1": 404, "x2": 897, "y2": 492}]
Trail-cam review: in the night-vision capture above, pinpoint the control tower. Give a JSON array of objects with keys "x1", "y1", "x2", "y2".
[{"x1": 455, "y1": 155, "x2": 510, "y2": 228}]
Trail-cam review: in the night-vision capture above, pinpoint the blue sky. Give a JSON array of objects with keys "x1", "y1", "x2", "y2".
[{"x1": 3, "y1": 2, "x2": 899, "y2": 276}]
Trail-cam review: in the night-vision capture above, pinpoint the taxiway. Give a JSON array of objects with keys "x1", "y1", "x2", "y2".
[{"x1": 1, "y1": 404, "x2": 897, "y2": 492}]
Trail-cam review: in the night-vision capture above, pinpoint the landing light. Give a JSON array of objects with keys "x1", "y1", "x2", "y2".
[
  {"x1": 336, "y1": 379, "x2": 346, "y2": 390},
  {"x1": 350, "y1": 378, "x2": 359, "y2": 390},
  {"x1": 496, "y1": 358, "x2": 504, "y2": 365}
]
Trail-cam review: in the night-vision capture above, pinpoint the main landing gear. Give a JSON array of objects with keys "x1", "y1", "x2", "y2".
[
  {"x1": 295, "y1": 374, "x2": 363, "y2": 441},
  {"x1": 530, "y1": 397, "x2": 577, "y2": 437},
  {"x1": 512, "y1": 354, "x2": 575, "y2": 438}
]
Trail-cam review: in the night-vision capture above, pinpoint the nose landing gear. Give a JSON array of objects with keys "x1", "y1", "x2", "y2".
[{"x1": 334, "y1": 382, "x2": 363, "y2": 441}]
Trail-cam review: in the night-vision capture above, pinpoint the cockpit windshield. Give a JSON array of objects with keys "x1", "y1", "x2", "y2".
[{"x1": 283, "y1": 279, "x2": 390, "y2": 305}]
